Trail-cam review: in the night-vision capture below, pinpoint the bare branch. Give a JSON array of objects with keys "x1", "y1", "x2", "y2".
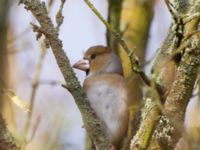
[
  {"x1": 27, "y1": 116, "x2": 41, "y2": 143},
  {"x1": 83, "y1": 0, "x2": 151, "y2": 87},
  {"x1": 56, "y1": 0, "x2": 66, "y2": 31},
  {"x1": 19, "y1": 0, "x2": 109, "y2": 149},
  {"x1": 23, "y1": 41, "x2": 47, "y2": 142}
]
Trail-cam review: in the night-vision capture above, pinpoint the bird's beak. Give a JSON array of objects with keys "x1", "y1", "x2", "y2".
[{"x1": 73, "y1": 59, "x2": 90, "y2": 71}]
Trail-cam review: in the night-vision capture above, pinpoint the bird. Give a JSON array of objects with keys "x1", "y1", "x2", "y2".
[{"x1": 73, "y1": 45, "x2": 129, "y2": 149}]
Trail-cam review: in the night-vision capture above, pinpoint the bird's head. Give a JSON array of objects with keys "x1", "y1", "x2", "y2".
[{"x1": 73, "y1": 45, "x2": 123, "y2": 76}]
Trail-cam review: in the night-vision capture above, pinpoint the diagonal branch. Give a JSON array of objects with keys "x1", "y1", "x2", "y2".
[
  {"x1": 83, "y1": 0, "x2": 151, "y2": 87},
  {"x1": 19, "y1": 0, "x2": 109, "y2": 149}
]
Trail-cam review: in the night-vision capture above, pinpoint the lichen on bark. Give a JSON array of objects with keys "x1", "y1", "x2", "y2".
[{"x1": 19, "y1": 0, "x2": 109, "y2": 149}]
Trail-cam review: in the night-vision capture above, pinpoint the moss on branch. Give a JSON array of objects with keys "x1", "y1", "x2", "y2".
[
  {"x1": 130, "y1": 98, "x2": 160, "y2": 150},
  {"x1": 150, "y1": 0, "x2": 200, "y2": 149}
]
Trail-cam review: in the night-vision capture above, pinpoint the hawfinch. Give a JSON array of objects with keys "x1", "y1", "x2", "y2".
[{"x1": 73, "y1": 45, "x2": 129, "y2": 148}]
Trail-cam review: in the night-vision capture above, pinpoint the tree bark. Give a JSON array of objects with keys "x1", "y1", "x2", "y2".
[
  {"x1": 149, "y1": 0, "x2": 200, "y2": 149},
  {"x1": 19, "y1": 0, "x2": 109, "y2": 149}
]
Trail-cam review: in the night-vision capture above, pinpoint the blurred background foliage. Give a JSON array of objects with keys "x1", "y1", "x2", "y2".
[{"x1": 0, "y1": 0, "x2": 172, "y2": 149}]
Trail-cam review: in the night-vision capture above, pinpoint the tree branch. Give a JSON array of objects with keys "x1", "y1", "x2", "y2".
[
  {"x1": 130, "y1": 97, "x2": 160, "y2": 150},
  {"x1": 107, "y1": 0, "x2": 123, "y2": 52},
  {"x1": 84, "y1": 0, "x2": 151, "y2": 87},
  {"x1": 149, "y1": 1, "x2": 200, "y2": 149},
  {"x1": 19, "y1": 0, "x2": 109, "y2": 149},
  {"x1": 23, "y1": 41, "x2": 46, "y2": 146},
  {"x1": 130, "y1": 0, "x2": 200, "y2": 149},
  {"x1": 163, "y1": 26, "x2": 200, "y2": 148}
]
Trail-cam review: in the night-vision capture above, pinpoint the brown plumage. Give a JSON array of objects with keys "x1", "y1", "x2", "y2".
[{"x1": 73, "y1": 45, "x2": 129, "y2": 148}]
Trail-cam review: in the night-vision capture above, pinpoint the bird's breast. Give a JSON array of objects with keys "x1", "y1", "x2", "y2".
[{"x1": 83, "y1": 74, "x2": 129, "y2": 144}]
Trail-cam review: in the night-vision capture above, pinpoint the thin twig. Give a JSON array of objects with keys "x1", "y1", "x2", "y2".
[
  {"x1": 164, "y1": 0, "x2": 177, "y2": 20},
  {"x1": 39, "y1": 80, "x2": 63, "y2": 86},
  {"x1": 23, "y1": 41, "x2": 47, "y2": 141},
  {"x1": 56, "y1": 0, "x2": 66, "y2": 31},
  {"x1": 84, "y1": 0, "x2": 151, "y2": 87},
  {"x1": 27, "y1": 116, "x2": 41, "y2": 143}
]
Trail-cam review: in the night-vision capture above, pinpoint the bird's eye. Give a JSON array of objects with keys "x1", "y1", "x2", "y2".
[{"x1": 91, "y1": 54, "x2": 96, "y2": 60}]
